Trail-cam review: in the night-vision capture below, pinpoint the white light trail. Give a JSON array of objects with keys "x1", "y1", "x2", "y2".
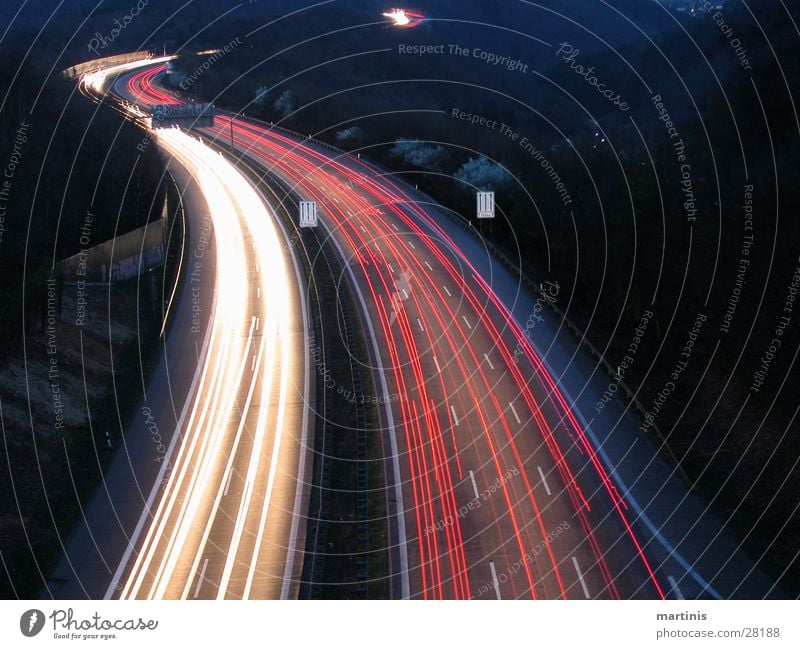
[{"x1": 118, "y1": 129, "x2": 300, "y2": 599}]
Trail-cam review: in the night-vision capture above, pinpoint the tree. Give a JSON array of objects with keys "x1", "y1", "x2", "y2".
[
  {"x1": 273, "y1": 89, "x2": 296, "y2": 118},
  {"x1": 254, "y1": 85, "x2": 269, "y2": 107},
  {"x1": 336, "y1": 126, "x2": 367, "y2": 148},
  {"x1": 454, "y1": 156, "x2": 511, "y2": 191},
  {"x1": 389, "y1": 138, "x2": 446, "y2": 170}
]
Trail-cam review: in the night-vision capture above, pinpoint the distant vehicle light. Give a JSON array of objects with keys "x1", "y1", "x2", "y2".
[{"x1": 382, "y1": 8, "x2": 425, "y2": 28}]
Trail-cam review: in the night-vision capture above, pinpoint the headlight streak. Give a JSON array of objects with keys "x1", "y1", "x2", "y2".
[
  {"x1": 82, "y1": 56, "x2": 174, "y2": 94},
  {"x1": 113, "y1": 128, "x2": 298, "y2": 599}
]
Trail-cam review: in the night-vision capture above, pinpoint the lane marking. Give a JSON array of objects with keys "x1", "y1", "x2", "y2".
[
  {"x1": 443, "y1": 286, "x2": 452, "y2": 297},
  {"x1": 255, "y1": 263, "x2": 259, "y2": 273},
  {"x1": 250, "y1": 354, "x2": 256, "y2": 372},
  {"x1": 255, "y1": 317, "x2": 260, "y2": 331},
  {"x1": 668, "y1": 575, "x2": 685, "y2": 600},
  {"x1": 407, "y1": 240, "x2": 416, "y2": 249},
  {"x1": 401, "y1": 288, "x2": 409, "y2": 300},
  {"x1": 450, "y1": 405, "x2": 460, "y2": 427},
  {"x1": 391, "y1": 223, "x2": 399, "y2": 231},
  {"x1": 193, "y1": 558, "x2": 209, "y2": 599},
  {"x1": 416, "y1": 318, "x2": 424, "y2": 332},
  {"x1": 489, "y1": 561, "x2": 502, "y2": 599},
  {"x1": 468, "y1": 470, "x2": 480, "y2": 500},
  {"x1": 257, "y1": 287, "x2": 260, "y2": 299},
  {"x1": 508, "y1": 401, "x2": 522, "y2": 425},
  {"x1": 483, "y1": 353, "x2": 494, "y2": 370},
  {"x1": 537, "y1": 466, "x2": 552, "y2": 496},
  {"x1": 572, "y1": 557, "x2": 591, "y2": 599},
  {"x1": 462, "y1": 315, "x2": 472, "y2": 329},
  {"x1": 531, "y1": 344, "x2": 722, "y2": 599},
  {"x1": 359, "y1": 225, "x2": 366, "y2": 233},
  {"x1": 424, "y1": 261, "x2": 433, "y2": 271},
  {"x1": 433, "y1": 356, "x2": 440, "y2": 373},
  {"x1": 224, "y1": 470, "x2": 234, "y2": 497},
  {"x1": 388, "y1": 263, "x2": 395, "y2": 273},
  {"x1": 103, "y1": 240, "x2": 220, "y2": 600}
]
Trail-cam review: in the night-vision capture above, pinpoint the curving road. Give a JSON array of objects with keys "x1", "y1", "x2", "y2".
[{"x1": 116, "y1": 63, "x2": 663, "y2": 599}]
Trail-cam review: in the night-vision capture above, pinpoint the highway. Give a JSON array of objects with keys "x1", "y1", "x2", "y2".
[
  {"x1": 114, "y1": 63, "x2": 663, "y2": 599},
  {"x1": 80, "y1": 58, "x2": 777, "y2": 601}
]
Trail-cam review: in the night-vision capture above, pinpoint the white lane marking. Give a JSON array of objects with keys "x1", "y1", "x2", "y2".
[
  {"x1": 443, "y1": 286, "x2": 452, "y2": 297},
  {"x1": 105, "y1": 431, "x2": 111, "y2": 448},
  {"x1": 416, "y1": 318, "x2": 424, "y2": 332},
  {"x1": 407, "y1": 240, "x2": 416, "y2": 249},
  {"x1": 531, "y1": 342, "x2": 722, "y2": 599},
  {"x1": 257, "y1": 287, "x2": 260, "y2": 299},
  {"x1": 224, "y1": 470, "x2": 234, "y2": 497},
  {"x1": 489, "y1": 561, "x2": 502, "y2": 600},
  {"x1": 469, "y1": 470, "x2": 480, "y2": 500},
  {"x1": 433, "y1": 356, "x2": 440, "y2": 373},
  {"x1": 388, "y1": 263, "x2": 395, "y2": 273},
  {"x1": 572, "y1": 557, "x2": 591, "y2": 599},
  {"x1": 450, "y1": 405, "x2": 460, "y2": 427},
  {"x1": 255, "y1": 263, "x2": 259, "y2": 273},
  {"x1": 483, "y1": 353, "x2": 495, "y2": 370},
  {"x1": 424, "y1": 261, "x2": 433, "y2": 271},
  {"x1": 668, "y1": 576, "x2": 685, "y2": 600},
  {"x1": 401, "y1": 288, "x2": 409, "y2": 300},
  {"x1": 255, "y1": 317, "x2": 260, "y2": 331},
  {"x1": 359, "y1": 225, "x2": 366, "y2": 233},
  {"x1": 391, "y1": 223, "x2": 399, "y2": 231},
  {"x1": 250, "y1": 355, "x2": 256, "y2": 372},
  {"x1": 508, "y1": 401, "x2": 522, "y2": 425},
  {"x1": 462, "y1": 315, "x2": 472, "y2": 329},
  {"x1": 193, "y1": 558, "x2": 209, "y2": 599},
  {"x1": 537, "y1": 466, "x2": 552, "y2": 496}
]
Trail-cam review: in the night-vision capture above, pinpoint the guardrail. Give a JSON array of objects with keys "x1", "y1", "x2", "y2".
[{"x1": 62, "y1": 50, "x2": 154, "y2": 79}]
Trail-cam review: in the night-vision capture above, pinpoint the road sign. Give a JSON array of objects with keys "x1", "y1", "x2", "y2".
[
  {"x1": 477, "y1": 191, "x2": 495, "y2": 219},
  {"x1": 150, "y1": 103, "x2": 215, "y2": 128},
  {"x1": 299, "y1": 201, "x2": 318, "y2": 228}
]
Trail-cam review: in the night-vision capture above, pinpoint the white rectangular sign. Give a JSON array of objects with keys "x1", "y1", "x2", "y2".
[
  {"x1": 477, "y1": 191, "x2": 495, "y2": 219},
  {"x1": 299, "y1": 201, "x2": 318, "y2": 228}
]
